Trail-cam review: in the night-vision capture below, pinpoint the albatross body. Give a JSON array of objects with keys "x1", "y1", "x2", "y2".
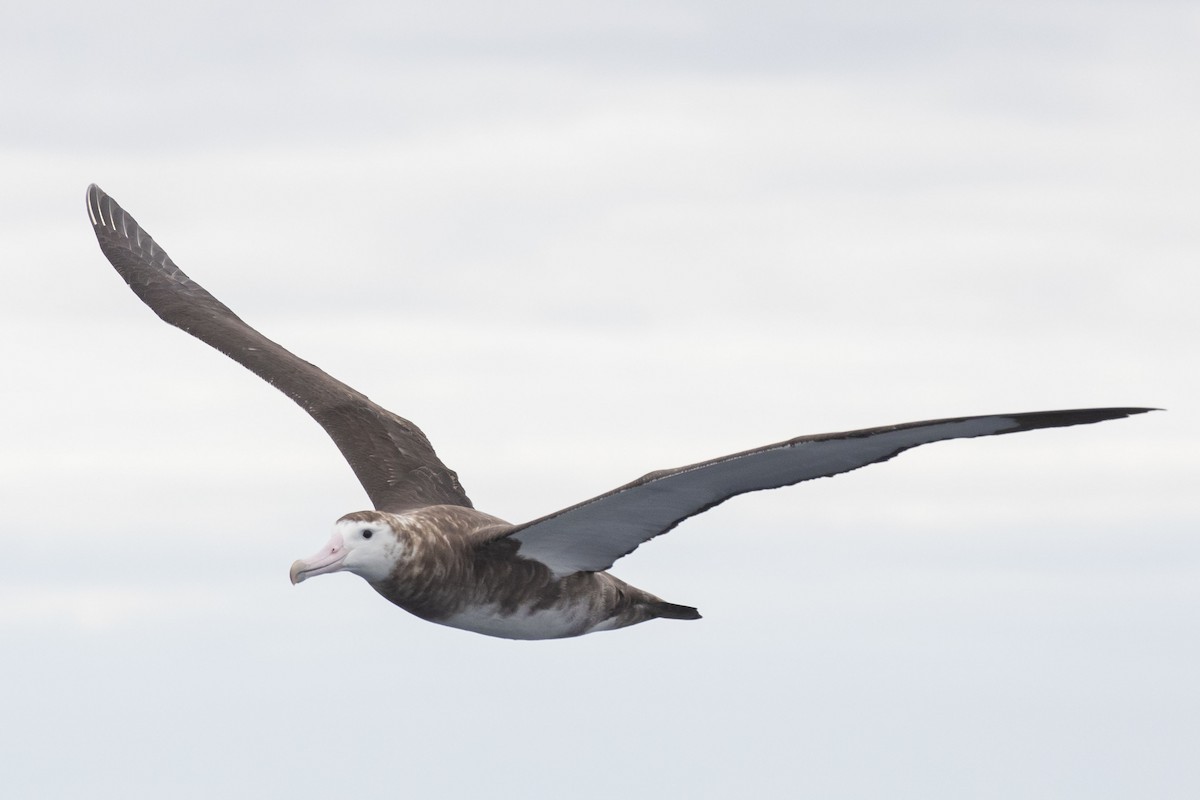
[
  {"x1": 295, "y1": 507, "x2": 701, "y2": 639},
  {"x1": 86, "y1": 184, "x2": 1152, "y2": 640}
]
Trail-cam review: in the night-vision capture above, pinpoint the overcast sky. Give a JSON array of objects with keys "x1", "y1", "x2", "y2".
[{"x1": 2, "y1": 2, "x2": 1197, "y2": 798}]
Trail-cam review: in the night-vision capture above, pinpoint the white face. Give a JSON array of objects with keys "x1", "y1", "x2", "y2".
[
  {"x1": 335, "y1": 517, "x2": 404, "y2": 582},
  {"x1": 289, "y1": 515, "x2": 405, "y2": 585}
]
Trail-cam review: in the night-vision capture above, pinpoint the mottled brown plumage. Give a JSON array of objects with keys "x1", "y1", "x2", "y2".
[{"x1": 353, "y1": 507, "x2": 695, "y2": 637}]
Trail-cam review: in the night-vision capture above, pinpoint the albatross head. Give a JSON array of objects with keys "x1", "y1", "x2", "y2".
[{"x1": 289, "y1": 511, "x2": 404, "y2": 585}]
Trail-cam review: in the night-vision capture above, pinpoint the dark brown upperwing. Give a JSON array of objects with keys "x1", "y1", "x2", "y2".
[{"x1": 86, "y1": 184, "x2": 471, "y2": 512}]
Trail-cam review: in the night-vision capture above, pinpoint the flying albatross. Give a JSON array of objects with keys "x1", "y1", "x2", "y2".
[{"x1": 86, "y1": 184, "x2": 1152, "y2": 640}]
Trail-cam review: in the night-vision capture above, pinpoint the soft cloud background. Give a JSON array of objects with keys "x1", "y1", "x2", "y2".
[{"x1": 2, "y1": 2, "x2": 1196, "y2": 798}]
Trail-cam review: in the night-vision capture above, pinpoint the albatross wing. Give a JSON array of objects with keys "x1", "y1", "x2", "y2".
[
  {"x1": 505, "y1": 408, "x2": 1153, "y2": 574},
  {"x1": 86, "y1": 184, "x2": 471, "y2": 513}
]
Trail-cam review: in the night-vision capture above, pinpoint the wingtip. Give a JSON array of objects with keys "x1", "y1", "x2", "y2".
[
  {"x1": 1008, "y1": 407, "x2": 1161, "y2": 432},
  {"x1": 980, "y1": 407, "x2": 1159, "y2": 441},
  {"x1": 85, "y1": 183, "x2": 116, "y2": 230},
  {"x1": 85, "y1": 184, "x2": 131, "y2": 240},
  {"x1": 1111, "y1": 407, "x2": 1161, "y2": 417},
  {"x1": 85, "y1": 184, "x2": 101, "y2": 227}
]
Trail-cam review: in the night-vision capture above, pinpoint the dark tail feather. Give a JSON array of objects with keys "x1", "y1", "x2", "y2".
[{"x1": 652, "y1": 601, "x2": 702, "y2": 621}]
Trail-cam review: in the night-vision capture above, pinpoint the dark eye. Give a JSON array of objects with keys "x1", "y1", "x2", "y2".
[{"x1": 362, "y1": 529, "x2": 374, "y2": 539}]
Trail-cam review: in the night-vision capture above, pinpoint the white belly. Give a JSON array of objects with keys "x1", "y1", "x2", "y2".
[{"x1": 438, "y1": 602, "x2": 606, "y2": 640}]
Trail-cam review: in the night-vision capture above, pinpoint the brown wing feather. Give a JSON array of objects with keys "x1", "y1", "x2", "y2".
[{"x1": 86, "y1": 184, "x2": 471, "y2": 513}]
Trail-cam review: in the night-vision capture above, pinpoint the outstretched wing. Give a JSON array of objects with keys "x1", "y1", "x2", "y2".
[
  {"x1": 86, "y1": 184, "x2": 471, "y2": 513},
  {"x1": 506, "y1": 408, "x2": 1152, "y2": 574}
]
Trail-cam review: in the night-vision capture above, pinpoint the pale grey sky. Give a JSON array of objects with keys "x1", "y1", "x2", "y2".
[{"x1": 2, "y1": 2, "x2": 1196, "y2": 798}]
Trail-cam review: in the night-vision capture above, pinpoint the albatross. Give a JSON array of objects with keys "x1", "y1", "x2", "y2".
[{"x1": 86, "y1": 184, "x2": 1152, "y2": 640}]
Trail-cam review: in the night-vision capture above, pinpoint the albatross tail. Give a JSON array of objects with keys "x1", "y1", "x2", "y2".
[{"x1": 652, "y1": 600, "x2": 702, "y2": 621}]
